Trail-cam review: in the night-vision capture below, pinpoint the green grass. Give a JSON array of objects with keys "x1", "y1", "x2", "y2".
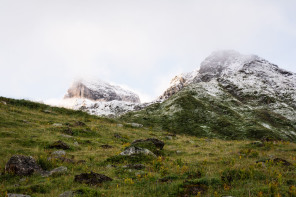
[
  {"x1": 120, "y1": 86, "x2": 296, "y2": 141},
  {"x1": 0, "y1": 97, "x2": 296, "y2": 196}
]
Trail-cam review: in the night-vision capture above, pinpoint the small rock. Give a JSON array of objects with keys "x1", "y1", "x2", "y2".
[
  {"x1": 5, "y1": 155, "x2": 43, "y2": 176},
  {"x1": 76, "y1": 160, "x2": 86, "y2": 164},
  {"x1": 273, "y1": 158, "x2": 293, "y2": 166},
  {"x1": 127, "y1": 123, "x2": 143, "y2": 128},
  {"x1": 60, "y1": 134, "x2": 73, "y2": 138},
  {"x1": 100, "y1": 144, "x2": 113, "y2": 149},
  {"x1": 51, "y1": 150, "x2": 66, "y2": 157},
  {"x1": 49, "y1": 166, "x2": 67, "y2": 176},
  {"x1": 74, "y1": 172, "x2": 112, "y2": 185},
  {"x1": 117, "y1": 124, "x2": 123, "y2": 127},
  {"x1": 256, "y1": 158, "x2": 293, "y2": 166},
  {"x1": 106, "y1": 164, "x2": 117, "y2": 168},
  {"x1": 113, "y1": 133, "x2": 122, "y2": 139},
  {"x1": 43, "y1": 110, "x2": 52, "y2": 113},
  {"x1": 120, "y1": 146, "x2": 156, "y2": 157},
  {"x1": 63, "y1": 128, "x2": 74, "y2": 136},
  {"x1": 250, "y1": 141, "x2": 264, "y2": 147},
  {"x1": 73, "y1": 121, "x2": 86, "y2": 127},
  {"x1": 73, "y1": 141, "x2": 79, "y2": 146},
  {"x1": 176, "y1": 150, "x2": 182, "y2": 154},
  {"x1": 59, "y1": 191, "x2": 74, "y2": 197},
  {"x1": 134, "y1": 170, "x2": 146, "y2": 176},
  {"x1": 0, "y1": 101, "x2": 7, "y2": 105},
  {"x1": 49, "y1": 140, "x2": 70, "y2": 150},
  {"x1": 165, "y1": 136, "x2": 173, "y2": 140},
  {"x1": 132, "y1": 138, "x2": 165, "y2": 150},
  {"x1": 122, "y1": 164, "x2": 145, "y2": 170},
  {"x1": 7, "y1": 194, "x2": 31, "y2": 197},
  {"x1": 53, "y1": 123, "x2": 63, "y2": 127}
]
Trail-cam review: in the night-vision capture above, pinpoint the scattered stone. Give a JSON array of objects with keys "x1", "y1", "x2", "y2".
[
  {"x1": 165, "y1": 136, "x2": 173, "y2": 140},
  {"x1": 165, "y1": 133, "x2": 176, "y2": 137},
  {"x1": 43, "y1": 110, "x2": 52, "y2": 113},
  {"x1": 7, "y1": 194, "x2": 31, "y2": 197},
  {"x1": 73, "y1": 121, "x2": 86, "y2": 127},
  {"x1": 132, "y1": 138, "x2": 165, "y2": 150},
  {"x1": 100, "y1": 144, "x2": 113, "y2": 149},
  {"x1": 113, "y1": 133, "x2": 122, "y2": 139},
  {"x1": 256, "y1": 158, "x2": 293, "y2": 166},
  {"x1": 106, "y1": 164, "x2": 117, "y2": 168},
  {"x1": 127, "y1": 123, "x2": 143, "y2": 128},
  {"x1": 122, "y1": 164, "x2": 145, "y2": 170},
  {"x1": 273, "y1": 158, "x2": 293, "y2": 166},
  {"x1": 176, "y1": 150, "x2": 182, "y2": 154},
  {"x1": 49, "y1": 166, "x2": 67, "y2": 176},
  {"x1": 63, "y1": 128, "x2": 74, "y2": 136},
  {"x1": 186, "y1": 140, "x2": 194, "y2": 144},
  {"x1": 117, "y1": 124, "x2": 123, "y2": 127},
  {"x1": 53, "y1": 123, "x2": 63, "y2": 127},
  {"x1": 76, "y1": 160, "x2": 86, "y2": 164},
  {"x1": 51, "y1": 150, "x2": 66, "y2": 158},
  {"x1": 74, "y1": 172, "x2": 112, "y2": 185},
  {"x1": 0, "y1": 101, "x2": 7, "y2": 105},
  {"x1": 73, "y1": 141, "x2": 79, "y2": 146},
  {"x1": 120, "y1": 146, "x2": 156, "y2": 157},
  {"x1": 49, "y1": 140, "x2": 70, "y2": 150},
  {"x1": 5, "y1": 155, "x2": 43, "y2": 176},
  {"x1": 59, "y1": 191, "x2": 74, "y2": 197},
  {"x1": 134, "y1": 171, "x2": 146, "y2": 176},
  {"x1": 250, "y1": 141, "x2": 264, "y2": 147},
  {"x1": 60, "y1": 134, "x2": 73, "y2": 138}
]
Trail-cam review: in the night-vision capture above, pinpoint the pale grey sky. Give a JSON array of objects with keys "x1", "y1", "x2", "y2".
[{"x1": 0, "y1": 0, "x2": 296, "y2": 102}]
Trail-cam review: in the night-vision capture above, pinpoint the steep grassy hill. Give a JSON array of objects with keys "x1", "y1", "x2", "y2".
[
  {"x1": 120, "y1": 80, "x2": 296, "y2": 141},
  {"x1": 0, "y1": 97, "x2": 296, "y2": 197}
]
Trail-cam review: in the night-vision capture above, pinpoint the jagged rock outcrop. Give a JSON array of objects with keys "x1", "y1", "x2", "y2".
[
  {"x1": 5, "y1": 155, "x2": 43, "y2": 176},
  {"x1": 64, "y1": 78, "x2": 140, "y2": 103},
  {"x1": 57, "y1": 78, "x2": 144, "y2": 117}
]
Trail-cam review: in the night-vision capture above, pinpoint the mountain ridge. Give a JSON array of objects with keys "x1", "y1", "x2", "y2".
[{"x1": 121, "y1": 50, "x2": 296, "y2": 141}]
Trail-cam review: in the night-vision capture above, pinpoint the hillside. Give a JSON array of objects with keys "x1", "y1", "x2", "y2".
[
  {"x1": 121, "y1": 51, "x2": 296, "y2": 141},
  {"x1": 0, "y1": 97, "x2": 296, "y2": 196}
]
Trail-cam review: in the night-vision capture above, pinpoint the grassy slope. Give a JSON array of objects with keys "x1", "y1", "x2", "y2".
[
  {"x1": 0, "y1": 97, "x2": 296, "y2": 197},
  {"x1": 120, "y1": 83, "x2": 296, "y2": 141}
]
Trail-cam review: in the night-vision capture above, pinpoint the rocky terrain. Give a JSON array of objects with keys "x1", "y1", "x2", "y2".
[
  {"x1": 1, "y1": 96, "x2": 296, "y2": 196},
  {"x1": 121, "y1": 50, "x2": 296, "y2": 140}
]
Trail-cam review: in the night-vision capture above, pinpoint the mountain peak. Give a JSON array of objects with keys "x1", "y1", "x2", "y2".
[
  {"x1": 199, "y1": 50, "x2": 259, "y2": 75},
  {"x1": 64, "y1": 78, "x2": 140, "y2": 103}
]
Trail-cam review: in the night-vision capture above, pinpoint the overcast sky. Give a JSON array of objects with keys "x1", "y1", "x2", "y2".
[{"x1": 0, "y1": 0, "x2": 296, "y2": 102}]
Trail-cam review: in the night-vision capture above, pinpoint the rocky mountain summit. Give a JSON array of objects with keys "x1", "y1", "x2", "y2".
[
  {"x1": 65, "y1": 78, "x2": 140, "y2": 103},
  {"x1": 160, "y1": 50, "x2": 296, "y2": 103},
  {"x1": 122, "y1": 50, "x2": 296, "y2": 140},
  {"x1": 60, "y1": 78, "x2": 142, "y2": 117}
]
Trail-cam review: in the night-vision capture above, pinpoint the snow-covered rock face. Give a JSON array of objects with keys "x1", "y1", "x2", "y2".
[
  {"x1": 160, "y1": 50, "x2": 296, "y2": 106},
  {"x1": 64, "y1": 78, "x2": 140, "y2": 103},
  {"x1": 58, "y1": 78, "x2": 143, "y2": 117},
  {"x1": 198, "y1": 50, "x2": 258, "y2": 77}
]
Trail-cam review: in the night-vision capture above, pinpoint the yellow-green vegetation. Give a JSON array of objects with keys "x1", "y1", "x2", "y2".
[{"x1": 0, "y1": 97, "x2": 296, "y2": 197}]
